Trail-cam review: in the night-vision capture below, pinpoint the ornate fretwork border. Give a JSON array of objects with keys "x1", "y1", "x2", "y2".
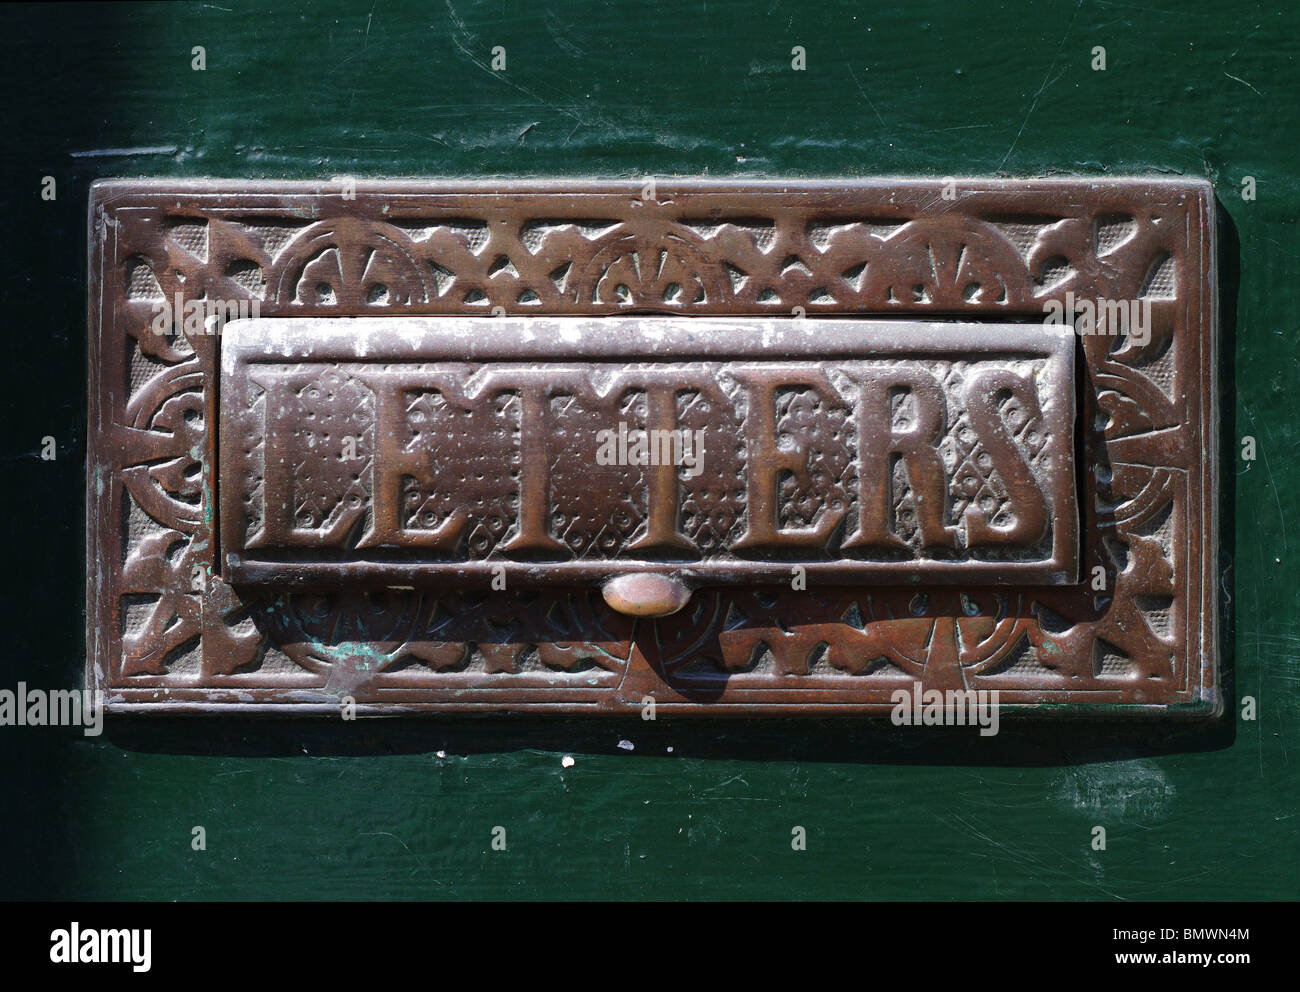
[{"x1": 86, "y1": 179, "x2": 1218, "y2": 715}]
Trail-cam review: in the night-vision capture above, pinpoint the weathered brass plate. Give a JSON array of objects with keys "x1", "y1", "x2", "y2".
[
  {"x1": 87, "y1": 179, "x2": 1218, "y2": 715},
  {"x1": 220, "y1": 316, "x2": 1078, "y2": 589}
]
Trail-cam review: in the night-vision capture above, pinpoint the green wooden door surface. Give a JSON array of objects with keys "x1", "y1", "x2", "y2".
[{"x1": 0, "y1": 0, "x2": 1294, "y2": 900}]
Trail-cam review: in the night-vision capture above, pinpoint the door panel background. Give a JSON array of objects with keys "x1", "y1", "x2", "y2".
[{"x1": 0, "y1": 0, "x2": 1293, "y2": 900}]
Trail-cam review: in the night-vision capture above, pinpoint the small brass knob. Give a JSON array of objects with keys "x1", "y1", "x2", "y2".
[{"x1": 601, "y1": 573, "x2": 692, "y2": 618}]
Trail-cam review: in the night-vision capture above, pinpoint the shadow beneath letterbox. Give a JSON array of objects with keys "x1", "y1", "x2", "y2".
[{"x1": 105, "y1": 709, "x2": 1232, "y2": 767}]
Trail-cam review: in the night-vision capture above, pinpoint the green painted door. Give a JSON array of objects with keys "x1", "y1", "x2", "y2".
[{"x1": 0, "y1": 0, "x2": 1294, "y2": 900}]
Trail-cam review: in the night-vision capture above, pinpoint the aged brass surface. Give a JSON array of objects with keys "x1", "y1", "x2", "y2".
[
  {"x1": 86, "y1": 179, "x2": 1218, "y2": 715},
  {"x1": 218, "y1": 316, "x2": 1078, "y2": 594}
]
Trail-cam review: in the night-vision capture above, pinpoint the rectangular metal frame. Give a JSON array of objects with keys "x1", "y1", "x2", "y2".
[{"x1": 86, "y1": 178, "x2": 1218, "y2": 716}]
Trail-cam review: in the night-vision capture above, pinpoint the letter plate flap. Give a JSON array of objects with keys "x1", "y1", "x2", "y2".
[{"x1": 219, "y1": 316, "x2": 1078, "y2": 598}]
